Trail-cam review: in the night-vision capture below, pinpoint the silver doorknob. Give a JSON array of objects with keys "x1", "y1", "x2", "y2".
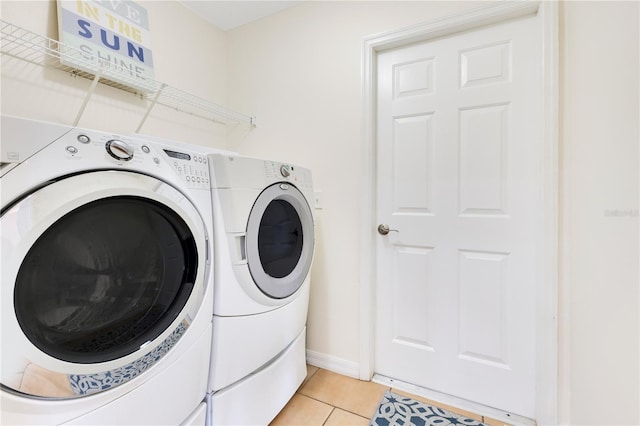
[{"x1": 377, "y1": 224, "x2": 398, "y2": 235}]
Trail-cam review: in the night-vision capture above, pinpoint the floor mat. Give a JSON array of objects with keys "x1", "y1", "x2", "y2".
[{"x1": 370, "y1": 390, "x2": 488, "y2": 426}]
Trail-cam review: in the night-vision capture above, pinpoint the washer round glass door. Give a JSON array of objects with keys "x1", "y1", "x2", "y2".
[
  {"x1": 246, "y1": 183, "x2": 314, "y2": 299},
  {"x1": 1, "y1": 170, "x2": 208, "y2": 398}
]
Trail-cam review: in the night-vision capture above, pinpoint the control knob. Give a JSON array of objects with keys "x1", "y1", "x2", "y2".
[
  {"x1": 106, "y1": 139, "x2": 134, "y2": 161},
  {"x1": 280, "y1": 164, "x2": 291, "y2": 178}
]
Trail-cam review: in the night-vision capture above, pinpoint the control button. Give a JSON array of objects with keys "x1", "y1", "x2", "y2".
[
  {"x1": 186, "y1": 176, "x2": 191, "y2": 182},
  {"x1": 105, "y1": 139, "x2": 134, "y2": 161},
  {"x1": 141, "y1": 145, "x2": 150, "y2": 153},
  {"x1": 66, "y1": 146, "x2": 78, "y2": 154},
  {"x1": 280, "y1": 165, "x2": 291, "y2": 178},
  {"x1": 77, "y1": 134, "x2": 90, "y2": 144},
  {"x1": 153, "y1": 157, "x2": 160, "y2": 164}
]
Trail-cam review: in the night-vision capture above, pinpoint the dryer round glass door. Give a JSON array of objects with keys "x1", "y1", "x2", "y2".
[
  {"x1": 1, "y1": 171, "x2": 208, "y2": 398},
  {"x1": 246, "y1": 183, "x2": 314, "y2": 299}
]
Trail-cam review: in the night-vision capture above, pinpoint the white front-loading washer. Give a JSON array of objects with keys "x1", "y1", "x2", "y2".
[
  {"x1": 1, "y1": 115, "x2": 214, "y2": 425},
  {"x1": 206, "y1": 154, "x2": 315, "y2": 425}
]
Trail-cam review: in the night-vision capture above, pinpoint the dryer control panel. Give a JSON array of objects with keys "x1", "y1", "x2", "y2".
[
  {"x1": 210, "y1": 154, "x2": 313, "y2": 199},
  {"x1": 263, "y1": 160, "x2": 313, "y2": 193}
]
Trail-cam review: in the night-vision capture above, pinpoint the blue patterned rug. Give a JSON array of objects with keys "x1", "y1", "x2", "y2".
[{"x1": 370, "y1": 391, "x2": 488, "y2": 426}]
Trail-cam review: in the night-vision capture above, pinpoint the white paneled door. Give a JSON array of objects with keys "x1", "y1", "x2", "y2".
[{"x1": 375, "y1": 13, "x2": 542, "y2": 419}]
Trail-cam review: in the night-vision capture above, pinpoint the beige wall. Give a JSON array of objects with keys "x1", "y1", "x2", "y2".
[
  {"x1": 1, "y1": 1, "x2": 638, "y2": 424},
  {"x1": 1, "y1": 0, "x2": 231, "y2": 148},
  {"x1": 560, "y1": 2, "x2": 639, "y2": 424},
  {"x1": 226, "y1": 0, "x2": 487, "y2": 370},
  {"x1": 226, "y1": 1, "x2": 639, "y2": 425}
]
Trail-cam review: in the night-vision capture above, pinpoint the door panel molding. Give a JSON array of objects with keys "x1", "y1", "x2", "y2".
[{"x1": 359, "y1": 1, "x2": 558, "y2": 423}]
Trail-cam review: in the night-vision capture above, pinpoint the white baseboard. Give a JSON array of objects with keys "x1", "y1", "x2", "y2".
[{"x1": 305, "y1": 350, "x2": 360, "y2": 379}]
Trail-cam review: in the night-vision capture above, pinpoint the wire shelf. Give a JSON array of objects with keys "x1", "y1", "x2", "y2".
[{"x1": 0, "y1": 20, "x2": 255, "y2": 128}]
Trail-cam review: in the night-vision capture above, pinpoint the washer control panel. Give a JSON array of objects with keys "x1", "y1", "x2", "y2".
[
  {"x1": 65, "y1": 131, "x2": 210, "y2": 190},
  {"x1": 163, "y1": 148, "x2": 210, "y2": 189}
]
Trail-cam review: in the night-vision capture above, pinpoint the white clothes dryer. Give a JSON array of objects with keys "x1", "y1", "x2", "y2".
[
  {"x1": 1, "y1": 116, "x2": 214, "y2": 425},
  {"x1": 207, "y1": 154, "x2": 314, "y2": 425}
]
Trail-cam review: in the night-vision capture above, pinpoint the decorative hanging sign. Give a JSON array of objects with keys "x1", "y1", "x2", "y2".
[{"x1": 57, "y1": 0, "x2": 154, "y2": 92}]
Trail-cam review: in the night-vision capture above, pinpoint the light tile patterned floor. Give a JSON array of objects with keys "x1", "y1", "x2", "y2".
[{"x1": 270, "y1": 366, "x2": 512, "y2": 426}]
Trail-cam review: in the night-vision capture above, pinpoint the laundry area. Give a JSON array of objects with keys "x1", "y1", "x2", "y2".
[{"x1": 1, "y1": 1, "x2": 638, "y2": 426}]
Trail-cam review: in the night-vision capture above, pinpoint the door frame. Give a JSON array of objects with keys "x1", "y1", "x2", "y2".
[{"x1": 359, "y1": 1, "x2": 559, "y2": 423}]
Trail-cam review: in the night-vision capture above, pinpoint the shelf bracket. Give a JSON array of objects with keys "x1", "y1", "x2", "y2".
[
  {"x1": 73, "y1": 68, "x2": 102, "y2": 126},
  {"x1": 136, "y1": 83, "x2": 166, "y2": 133}
]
